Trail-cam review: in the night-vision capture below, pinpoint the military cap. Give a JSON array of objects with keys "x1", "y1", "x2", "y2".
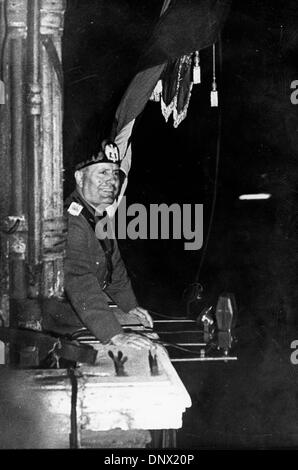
[{"x1": 75, "y1": 140, "x2": 121, "y2": 171}]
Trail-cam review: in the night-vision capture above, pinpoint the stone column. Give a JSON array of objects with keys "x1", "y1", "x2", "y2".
[
  {"x1": 40, "y1": 0, "x2": 66, "y2": 300},
  {"x1": 0, "y1": 0, "x2": 28, "y2": 333},
  {"x1": 0, "y1": 0, "x2": 66, "y2": 363},
  {"x1": 0, "y1": 0, "x2": 29, "y2": 364}
]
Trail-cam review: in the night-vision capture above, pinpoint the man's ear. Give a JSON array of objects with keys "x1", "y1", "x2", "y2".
[{"x1": 74, "y1": 170, "x2": 83, "y2": 188}]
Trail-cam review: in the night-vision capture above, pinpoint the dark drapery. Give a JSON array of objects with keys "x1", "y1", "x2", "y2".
[{"x1": 113, "y1": 0, "x2": 231, "y2": 136}]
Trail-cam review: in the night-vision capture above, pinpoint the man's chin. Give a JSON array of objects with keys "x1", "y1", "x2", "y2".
[
  {"x1": 94, "y1": 200, "x2": 115, "y2": 215},
  {"x1": 96, "y1": 195, "x2": 114, "y2": 204},
  {"x1": 102, "y1": 197, "x2": 115, "y2": 205}
]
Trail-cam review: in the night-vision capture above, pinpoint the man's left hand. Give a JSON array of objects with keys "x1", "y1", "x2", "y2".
[{"x1": 129, "y1": 307, "x2": 154, "y2": 329}]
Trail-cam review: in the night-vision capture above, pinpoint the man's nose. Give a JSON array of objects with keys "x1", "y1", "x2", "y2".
[{"x1": 104, "y1": 173, "x2": 118, "y2": 184}]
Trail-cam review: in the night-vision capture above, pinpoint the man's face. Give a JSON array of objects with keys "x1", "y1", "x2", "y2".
[{"x1": 75, "y1": 162, "x2": 120, "y2": 208}]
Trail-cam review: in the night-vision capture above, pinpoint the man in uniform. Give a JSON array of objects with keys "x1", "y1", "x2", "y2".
[{"x1": 44, "y1": 140, "x2": 153, "y2": 350}]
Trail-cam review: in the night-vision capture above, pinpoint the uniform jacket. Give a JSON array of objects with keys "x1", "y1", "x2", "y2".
[{"x1": 42, "y1": 190, "x2": 138, "y2": 342}]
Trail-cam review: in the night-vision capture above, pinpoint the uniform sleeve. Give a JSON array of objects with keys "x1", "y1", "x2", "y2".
[
  {"x1": 64, "y1": 216, "x2": 123, "y2": 342},
  {"x1": 105, "y1": 238, "x2": 138, "y2": 313}
]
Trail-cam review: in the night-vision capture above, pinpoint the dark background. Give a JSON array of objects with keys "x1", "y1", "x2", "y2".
[{"x1": 62, "y1": 0, "x2": 298, "y2": 326}]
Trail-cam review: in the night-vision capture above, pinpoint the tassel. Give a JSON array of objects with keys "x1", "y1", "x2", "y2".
[
  {"x1": 193, "y1": 51, "x2": 201, "y2": 84},
  {"x1": 210, "y1": 80, "x2": 218, "y2": 107},
  {"x1": 210, "y1": 43, "x2": 218, "y2": 107},
  {"x1": 150, "y1": 79, "x2": 163, "y2": 102},
  {"x1": 0, "y1": 80, "x2": 5, "y2": 104}
]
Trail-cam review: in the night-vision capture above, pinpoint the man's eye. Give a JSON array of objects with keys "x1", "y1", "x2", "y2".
[{"x1": 96, "y1": 170, "x2": 119, "y2": 177}]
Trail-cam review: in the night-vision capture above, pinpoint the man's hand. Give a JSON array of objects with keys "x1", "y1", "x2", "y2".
[
  {"x1": 110, "y1": 332, "x2": 153, "y2": 350},
  {"x1": 129, "y1": 307, "x2": 154, "y2": 329}
]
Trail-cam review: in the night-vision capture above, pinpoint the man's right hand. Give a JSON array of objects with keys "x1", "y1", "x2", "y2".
[{"x1": 110, "y1": 332, "x2": 153, "y2": 350}]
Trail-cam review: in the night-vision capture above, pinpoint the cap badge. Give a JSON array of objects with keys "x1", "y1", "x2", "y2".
[{"x1": 105, "y1": 143, "x2": 120, "y2": 163}]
